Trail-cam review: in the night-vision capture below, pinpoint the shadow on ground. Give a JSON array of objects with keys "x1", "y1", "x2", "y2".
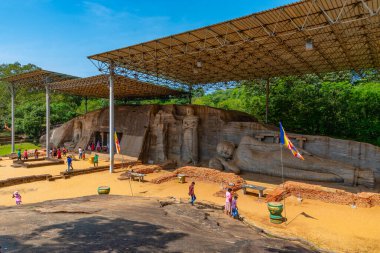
[
  {"x1": 0, "y1": 195, "x2": 316, "y2": 253},
  {"x1": 1, "y1": 216, "x2": 186, "y2": 252}
]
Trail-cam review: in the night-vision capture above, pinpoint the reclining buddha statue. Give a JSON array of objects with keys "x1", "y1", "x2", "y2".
[{"x1": 209, "y1": 136, "x2": 375, "y2": 188}]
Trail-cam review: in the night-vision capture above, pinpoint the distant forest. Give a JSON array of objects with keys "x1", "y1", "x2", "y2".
[{"x1": 1, "y1": 62, "x2": 379, "y2": 146}]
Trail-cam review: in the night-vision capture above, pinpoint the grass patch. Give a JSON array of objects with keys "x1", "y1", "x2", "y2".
[{"x1": 0, "y1": 143, "x2": 40, "y2": 156}]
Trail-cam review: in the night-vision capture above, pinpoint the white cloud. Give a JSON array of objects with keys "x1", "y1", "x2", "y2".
[{"x1": 83, "y1": 1, "x2": 113, "y2": 17}]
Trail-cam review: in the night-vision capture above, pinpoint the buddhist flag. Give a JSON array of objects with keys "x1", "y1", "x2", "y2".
[
  {"x1": 279, "y1": 122, "x2": 304, "y2": 160},
  {"x1": 114, "y1": 130, "x2": 121, "y2": 154}
]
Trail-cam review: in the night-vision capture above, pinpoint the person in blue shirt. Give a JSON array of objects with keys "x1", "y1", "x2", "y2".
[{"x1": 66, "y1": 156, "x2": 73, "y2": 172}]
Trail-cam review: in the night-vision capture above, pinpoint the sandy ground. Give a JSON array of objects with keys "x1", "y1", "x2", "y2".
[
  {"x1": 0, "y1": 157, "x2": 379, "y2": 253},
  {"x1": 0, "y1": 155, "x2": 109, "y2": 178}
]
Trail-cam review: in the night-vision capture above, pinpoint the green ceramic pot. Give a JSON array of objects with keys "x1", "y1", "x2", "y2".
[
  {"x1": 270, "y1": 218, "x2": 284, "y2": 224},
  {"x1": 267, "y1": 202, "x2": 283, "y2": 216},
  {"x1": 270, "y1": 214, "x2": 283, "y2": 220},
  {"x1": 178, "y1": 174, "x2": 186, "y2": 183},
  {"x1": 268, "y1": 202, "x2": 284, "y2": 224},
  {"x1": 98, "y1": 186, "x2": 110, "y2": 195}
]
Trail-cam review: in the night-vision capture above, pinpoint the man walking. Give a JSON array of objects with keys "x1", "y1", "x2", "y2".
[{"x1": 188, "y1": 182, "x2": 196, "y2": 206}]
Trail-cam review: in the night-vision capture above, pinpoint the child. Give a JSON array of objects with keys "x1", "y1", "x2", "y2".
[
  {"x1": 23, "y1": 149, "x2": 28, "y2": 160},
  {"x1": 62, "y1": 147, "x2": 67, "y2": 157},
  {"x1": 12, "y1": 191, "x2": 22, "y2": 205},
  {"x1": 225, "y1": 188, "x2": 232, "y2": 215},
  {"x1": 231, "y1": 195, "x2": 239, "y2": 219},
  {"x1": 78, "y1": 147, "x2": 83, "y2": 159},
  {"x1": 66, "y1": 156, "x2": 73, "y2": 172},
  {"x1": 17, "y1": 149, "x2": 21, "y2": 161},
  {"x1": 93, "y1": 154, "x2": 99, "y2": 167},
  {"x1": 188, "y1": 182, "x2": 196, "y2": 206}
]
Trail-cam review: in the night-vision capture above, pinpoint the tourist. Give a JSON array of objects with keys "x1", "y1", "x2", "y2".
[
  {"x1": 62, "y1": 147, "x2": 67, "y2": 157},
  {"x1": 57, "y1": 148, "x2": 62, "y2": 159},
  {"x1": 78, "y1": 147, "x2": 83, "y2": 159},
  {"x1": 93, "y1": 154, "x2": 99, "y2": 167},
  {"x1": 17, "y1": 149, "x2": 21, "y2": 161},
  {"x1": 225, "y1": 188, "x2": 232, "y2": 215},
  {"x1": 66, "y1": 155, "x2": 73, "y2": 172},
  {"x1": 231, "y1": 195, "x2": 239, "y2": 219},
  {"x1": 188, "y1": 182, "x2": 196, "y2": 206},
  {"x1": 96, "y1": 141, "x2": 101, "y2": 152},
  {"x1": 53, "y1": 147, "x2": 57, "y2": 158},
  {"x1": 12, "y1": 191, "x2": 22, "y2": 205},
  {"x1": 49, "y1": 148, "x2": 53, "y2": 157},
  {"x1": 91, "y1": 142, "x2": 95, "y2": 151},
  {"x1": 34, "y1": 149, "x2": 39, "y2": 159},
  {"x1": 87, "y1": 144, "x2": 91, "y2": 151},
  {"x1": 23, "y1": 149, "x2": 28, "y2": 160}
]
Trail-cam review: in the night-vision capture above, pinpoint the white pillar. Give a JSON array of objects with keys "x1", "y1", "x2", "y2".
[
  {"x1": 45, "y1": 82, "x2": 50, "y2": 158},
  {"x1": 10, "y1": 84, "x2": 15, "y2": 153},
  {"x1": 109, "y1": 63, "x2": 115, "y2": 173},
  {"x1": 266, "y1": 79, "x2": 270, "y2": 124}
]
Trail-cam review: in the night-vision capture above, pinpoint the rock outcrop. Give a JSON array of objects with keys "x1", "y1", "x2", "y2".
[{"x1": 44, "y1": 104, "x2": 380, "y2": 188}]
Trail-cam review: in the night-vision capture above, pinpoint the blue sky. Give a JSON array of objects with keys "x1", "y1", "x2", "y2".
[{"x1": 0, "y1": 0, "x2": 295, "y2": 77}]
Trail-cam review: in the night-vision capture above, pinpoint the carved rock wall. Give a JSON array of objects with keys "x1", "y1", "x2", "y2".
[
  {"x1": 219, "y1": 122, "x2": 380, "y2": 182},
  {"x1": 45, "y1": 105, "x2": 380, "y2": 185}
]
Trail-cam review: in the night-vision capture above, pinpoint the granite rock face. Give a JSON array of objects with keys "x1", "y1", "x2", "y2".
[{"x1": 44, "y1": 105, "x2": 379, "y2": 188}]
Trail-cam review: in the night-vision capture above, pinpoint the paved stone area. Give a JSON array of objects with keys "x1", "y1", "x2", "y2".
[{"x1": 0, "y1": 195, "x2": 316, "y2": 253}]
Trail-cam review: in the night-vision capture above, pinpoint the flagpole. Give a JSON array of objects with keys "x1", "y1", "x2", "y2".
[
  {"x1": 280, "y1": 140, "x2": 287, "y2": 224},
  {"x1": 115, "y1": 131, "x2": 134, "y2": 196},
  {"x1": 122, "y1": 154, "x2": 134, "y2": 197}
]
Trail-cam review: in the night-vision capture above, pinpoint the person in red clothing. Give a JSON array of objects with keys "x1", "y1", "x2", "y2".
[
  {"x1": 23, "y1": 149, "x2": 28, "y2": 160},
  {"x1": 188, "y1": 182, "x2": 196, "y2": 206},
  {"x1": 57, "y1": 148, "x2": 62, "y2": 159}
]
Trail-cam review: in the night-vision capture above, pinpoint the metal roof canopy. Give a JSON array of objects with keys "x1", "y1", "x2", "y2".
[
  {"x1": 1, "y1": 69, "x2": 78, "y2": 87},
  {"x1": 0, "y1": 69, "x2": 78, "y2": 156},
  {"x1": 89, "y1": 0, "x2": 380, "y2": 86},
  {"x1": 50, "y1": 74, "x2": 186, "y2": 99}
]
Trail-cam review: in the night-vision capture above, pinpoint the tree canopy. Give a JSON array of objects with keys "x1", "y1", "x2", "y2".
[
  {"x1": 1, "y1": 63, "x2": 379, "y2": 146},
  {"x1": 194, "y1": 71, "x2": 380, "y2": 146}
]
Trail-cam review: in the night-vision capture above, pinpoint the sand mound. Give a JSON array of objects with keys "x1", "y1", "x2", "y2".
[
  {"x1": 118, "y1": 165, "x2": 162, "y2": 180},
  {"x1": 131, "y1": 164, "x2": 162, "y2": 174},
  {"x1": 151, "y1": 166, "x2": 245, "y2": 195},
  {"x1": 266, "y1": 181, "x2": 380, "y2": 207}
]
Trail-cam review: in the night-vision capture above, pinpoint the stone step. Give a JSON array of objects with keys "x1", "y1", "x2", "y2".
[{"x1": 47, "y1": 175, "x2": 63, "y2": 181}]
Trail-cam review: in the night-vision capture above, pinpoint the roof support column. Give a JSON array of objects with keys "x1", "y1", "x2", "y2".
[
  {"x1": 85, "y1": 96, "x2": 88, "y2": 114},
  {"x1": 188, "y1": 85, "x2": 193, "y2": 104},
  {"x1": 266, "y1": 79, "x2": 270, "y2": 124},
  {"x1": 10, "y1": 84, "x2": 15, "y2": 153},
  {"x1": 108, "y1": 63, "x2": 115, "y2": 173},
  {"x1": 45, "y1": 79, "x2": 50, "y2": 158}
]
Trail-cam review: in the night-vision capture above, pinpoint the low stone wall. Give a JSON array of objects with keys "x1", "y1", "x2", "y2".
[
  {"x1": 0, "y1": 174, "x2": 52, "y2": 188},
  {"x1": 266, "y1": 181, "x2": 380, "y2": 208},
  {"x1": 60, "y1": 161, "x2": 141, "y2": 177},
  {"x1": 25, "y1": 160, "x2": 65, "y2": 168}
]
